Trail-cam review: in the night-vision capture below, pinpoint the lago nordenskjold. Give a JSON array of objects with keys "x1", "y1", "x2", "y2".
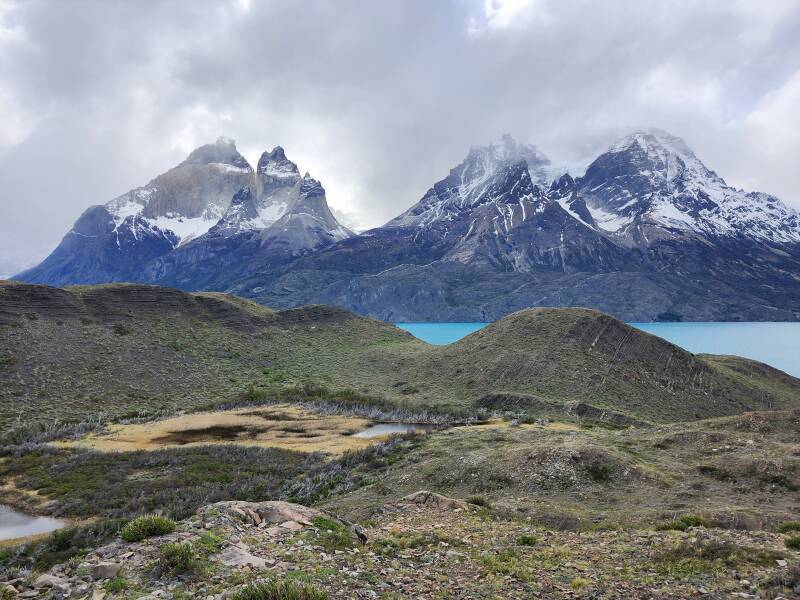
[{"x1": 396, "y1": 321, "x2": 800, "y2": 378}]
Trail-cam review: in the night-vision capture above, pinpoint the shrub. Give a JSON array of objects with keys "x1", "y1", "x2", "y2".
[
  {"x1": 762, "y1": 561, "x2": 800, "y2": 595},
  {"x1": 310, "y1": 516, "x2": 355, "y2": 552},
  {"x1": 120, "y1": 515, "x2": 176, "y2": 542},
  {"x1": 374, "y1": 532, "x2": 460, "y2": 555},
  {"x1": 571, "y1": 577, "x2": 591, "y2": 591},
  {"x1": 0, "y1": 519, "x2": 125, "y2": 573},
  {"x1": 785, "y1": 535, "x2": 800, "y2": 550},
  {"x1": 112, "y1": 323, "x2": 130, "y2": 336},
  {"x1": 585, "y1": 461, "x2": 613, "y2": 482},
  {"x1": 515, "y1": 534, "x2": 538, "y2": 546},
  {"x1": 159, "y1": 543, "x2": 196, "y2": 574},
  {"x1": 230, "y1": 579, "x2": 328, "y2": 600},
  {"x1": 465, "y1": 495, "x2": 491, "y2": 508},
  {"x1": 655, "y1": 515, "x2": 710, "y2": 531},
  {"x1": 779, "y1": 521, "x2": 800, "y2": 533},
  {"x1": 195, "y1": 531, "x2": 223, "y2": 556},
  {"x1": 103, "y1": 576, "x2": 127, "y2": 592},
  {"x1": 656, "y1": 539, "x2": 783, "y2": 573}
]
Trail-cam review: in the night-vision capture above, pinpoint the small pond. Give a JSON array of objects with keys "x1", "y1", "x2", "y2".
[
  {"x1": 0, "y1": 505, "x2": 64, "y2": 542},
  {"x1": 353, "y1": 423, "x2": 438, "y2": 438}
]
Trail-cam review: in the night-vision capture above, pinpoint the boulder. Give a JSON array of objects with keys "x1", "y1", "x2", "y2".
[
  {"x1": 399, "y1": 491, "x2": 468, "y2": 511},
  {"x1": 90, "y1": 561, "x2": 122, "y2": 580},
  {"x1": 216, "y1": 544, "x2": 268, "y2": 569},
  {"x1": 33, "y1": 573, "x2": 69, "y2": 588},
  {"x1": 198, "y1": 500, "x2": 324, "y2": 527}
]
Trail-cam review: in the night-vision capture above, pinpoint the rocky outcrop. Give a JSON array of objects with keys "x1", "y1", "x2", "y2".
[
  {"x1": 2, "y1": 500, "x2": 364, "y2": 598},
  {"x1": 398, "y1": 491, "x2": 469, "y2": 511}
]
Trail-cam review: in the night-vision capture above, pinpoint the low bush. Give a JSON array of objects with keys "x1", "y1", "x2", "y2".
[
  {"x1": 121, "y1": 515, "x2": 176, "y2": 542},
  {"x1": 465, "y1": 495, "x2": 491, "y2": 508},
  {"x1": 571, "y1": 577, "x2": 591, "y2": 591},
  {"x1": 656, "y1": 538, "x2": 783, "y2": 575},
  {"x1": 655, "y1": 514, "x2": 710, "y2": 531},
  {"x1": 103, "y1": 576, "x2": 127, "y2": 592},
  {"x1": 515, "y1": 534, "x2": 538, "y2": 546},
  {"x1": 779, "y1": 521, "x2": 800, "y2": 533},
  {"x1": 159, "y1": 542, "x2": 196, "y2": 574},
  {"x1": 761, "y1": 561, "x2": 800, "y2": 596},
  {"x1": 0, "y1": 519, "x2": 125, "y2": 574},
  {"x1": 374, "y1": 532, "x2": 461, "y2": 555},
  {"x1": 0, "y1": 445, "x2": 323, "y2": 522},
  {"x1": 785, "y1": 535, "x2": 800, "y2": 550},
  {"x1": 310, "y1": 516, "x2": 355, "y2": 552},
  {"x1": 230, "y1": 579, "x2": 328, "y2": 600}
]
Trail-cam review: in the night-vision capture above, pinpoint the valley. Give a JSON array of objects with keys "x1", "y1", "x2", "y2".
[
  {"x1": 1, "y1": 282, "x2": 800, "y2": 597},
  {"x1": 2, "y1": 3, "x2": 799, "y2": 597}
]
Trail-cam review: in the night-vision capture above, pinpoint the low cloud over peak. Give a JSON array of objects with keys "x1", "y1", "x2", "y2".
[{"x1": 1, "y1": 0, "x2": 799, "y2": 276}]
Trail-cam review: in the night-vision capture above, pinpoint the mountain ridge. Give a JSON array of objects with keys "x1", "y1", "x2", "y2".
[
  {"x1": 14, "y1": 129, "x2": 800, "y2": 322},
  {"x1": 16, "y1": 139, "x2": 353, "y2": 288}
]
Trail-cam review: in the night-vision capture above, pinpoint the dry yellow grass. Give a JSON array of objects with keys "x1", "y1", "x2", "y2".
[{"x1": 57, "y1": 404, "x2": 384, "y2": 454}]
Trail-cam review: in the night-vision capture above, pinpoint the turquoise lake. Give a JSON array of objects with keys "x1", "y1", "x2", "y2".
[{"x1": 396, "y1": 321, "x2": 800, "y2": 378}]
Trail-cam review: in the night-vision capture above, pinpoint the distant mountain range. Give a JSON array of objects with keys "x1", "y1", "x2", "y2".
[{"x1": 15, "y1": 130, "x2": 800, "y2": 322}]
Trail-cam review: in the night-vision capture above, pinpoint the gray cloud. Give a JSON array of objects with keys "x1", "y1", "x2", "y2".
[{"x1": 1, "y1": 0, "x2": 799, "y2": 276}]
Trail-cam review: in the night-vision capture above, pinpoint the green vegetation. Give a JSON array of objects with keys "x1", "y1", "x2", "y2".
[
  {"x1": 0, "y1": 519, "x2": 125, "y2": 573},
  {"x1": 103, "y1": 575, "x2": 128, "y2": 592},
  {"x1": 570, "y1": 577, "x2": 591, "y2": 591},
  {"x1": 654, "y1": 539, "x2": 784, "y2": 576},
  {"x1": 785, "y1": 535, "x2": 800, "y2": 550},
  {"x1": 321, "y1": 410, "x2": 800, "y2": 533},
  {"x1": 762, "y1": 561, "x2": 800, "y2": 597},
  {"x1": 374, "y1": 531, "x2": 461, "y2": 556},
  {"x1": 229, "y1": 579, "x2": 328, "y2": 600},
  {"x1": 2, "y1": 283, "x2": 800, "y2": 597},
  {"x1": 779, "y1": 521, "x2": 800, "y2": 533},
  {"x1": 158, "y1": 543, "x2": 198, "y2": 575},
  {"x1": 196, "y1": 530, "x2": 224, "y2": 555},
  {"x1": 465, "y1": 495, "x2": 491, "y2": 508},
  {"x1": 515, "y1": 535, "x2": 538, "y2": 546},
  {"x1": 655, "y1": 515, "x2": 710, "y2": 531},
  {"x1": 309, "y1": 516, "x2": 356, "y2": 552},
  {"x1": 2, "y1": 282, "x2": 800, "y2": 432},
  {"x1": 0, "y1": 445, "x2": 325, "y2": 520},
  {"x1": 121, "y1": 515, "x2": 177, "y2": 542}
]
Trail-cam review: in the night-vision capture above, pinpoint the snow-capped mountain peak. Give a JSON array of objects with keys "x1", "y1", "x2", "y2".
[
  {"x1": 257, "y1": 146, "x2": 301, "y2": 182},
  {"x1": 578, "y1": 128, "x2": 800, "y2": 244},
  {"x1": 182, "y1": 136, "x2": 251, "y2": 170},
  {"x1": 103, "y1": 138, "x2": 254, "y2": 247},
  {"x1": 388, "y1": 135, "x2": 557, "y2": 230}
]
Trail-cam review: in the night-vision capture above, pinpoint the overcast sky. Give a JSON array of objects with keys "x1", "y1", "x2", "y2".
[{"x1": 1, "y1": 0, "x2": 799, "y2": 276}]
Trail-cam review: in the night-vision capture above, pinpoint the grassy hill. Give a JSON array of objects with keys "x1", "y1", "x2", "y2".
[{"x1": 1, "y1": 281, "x2": 799, "y2": 429}]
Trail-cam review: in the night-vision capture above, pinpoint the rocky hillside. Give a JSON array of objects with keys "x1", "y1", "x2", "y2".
[
  {"x1": 2, "y1": 282, "x2": 799, "y2": 430},
  {"x1": 5, "y1": 408, "x2": 800, "y2": 598}
]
